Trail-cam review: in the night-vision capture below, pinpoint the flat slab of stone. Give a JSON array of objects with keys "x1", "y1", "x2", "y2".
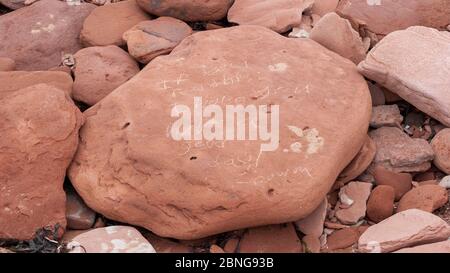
[
  {"x1": 68, "y1": 226, "x2": 156, "y2": 253},
  {"x1": 359, "y1": 27, "x2": 450, "y2": 127},
  {"x1": 369, "y1": 127, "x2": 434, "y2": 173},
  {"x1": 358, "y1": 209, "x2": 450, "y2": 253}
]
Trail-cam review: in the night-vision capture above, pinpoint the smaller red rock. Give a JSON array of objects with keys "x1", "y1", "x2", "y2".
[
  {"x1": 239, "y1": 224, "x2": 303, "y2": 253},
  {"x1": 431, "y1": 128, "x2": 450, "y2": 174},
  {"x1": 310, "y1": 12, "x2": 366, "y2": 64},
  {"x1": 326, "y1": 227, "x2": 359, "y2": 251},
  {"x1": 66, "y1": 189, "x2": 96, "y2": 230},
  {"x1": 123, "y1": 17, "x2": 192, "y2": 64},
  {"x1": 223, "y1": 238, "x2": 239, "y2": 253},
  {"x1": 370, "y1": 105, "x2": 403, "y2": 128},
  {"x1": 397, "y1": 184, "x2": 448, "y2": 213},
  {"x1": 414, "y1": 171, "x2": 436, "y2": 182},
  {"x1": 373, "y1": 166, "x2": 412, "y2": 201},
  {"x1": 366, "y1": 185, "x2": 395, "y2": 223},
  {"x1": 335, "y1": 182, "x2": 372, "y2": 225},
  {"x1": 210, "y1": 244, "x2": 225, "y2": 253},
  {"x1": 73, "y1": 45, "x2": 140, "y2": 105}
]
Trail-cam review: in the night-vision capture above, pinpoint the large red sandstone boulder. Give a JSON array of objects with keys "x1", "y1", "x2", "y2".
[
  {"x1": 228, "y1": 0, "x2": 314, "y2": 33},
  {"x1": 73, "y1": 46, "x2": 140, "y2": 106},
  {"x1": 359, "y1": 27, "x2": 450, "y2": 126},
  {"x1": 0, "y1": 84, "x2": 83, "y2": 240},
  {"x1": 0, "y1": 0, "x2": 95, "y2": 71},
  {"x1": 80, "y1": 0, "x2": 151, "y2": 47},
  {"x1": 136, "y1": 0, "x2": 233, "y2": 22},
  {"x1": 68, "y1": 25, "x2": 371, "y2": 240},
  {"x1": 337, "y1": 0, "x2": 450, "y2": 36}
]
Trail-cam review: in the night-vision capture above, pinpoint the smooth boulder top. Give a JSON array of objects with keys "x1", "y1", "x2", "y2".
[
  {"x1": 68, "y1": 25, "x2": 371, "y2": 240},
  {"x1": 337, "y1": 0, "x2": 450, "y2": 36},
  {"x1": 136, "y1": 0, "x2": 234, "y2": 22},
  {"x1": 359, "y1": 26, "x2": 450, "y2": 127},
  {"x1": 72, "y1": 45, "x2": 140, "y2": 106},
  {"x1": 0, "y1": 0, "x2": 95, "y2": 71}
]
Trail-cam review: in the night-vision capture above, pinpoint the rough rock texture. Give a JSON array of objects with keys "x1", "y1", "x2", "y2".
[
  {"x1": 359, "y1": 27, "x2": 450, "y2": 127},
  {"x1": 369, "y1": 127, "x2": 434, "y2": 172},
  {"x1": 228, "y1": 0, "x2": 314, "y2": 33},
  {"x1": 73, "y1": 46, "x2": 140, "y2": 106},
  {"x1": 68, "y1": 226, "x2": 156, "y2": 253},
  {"x1": 366, "y1": 185, "x2": 395, "y2": 223},
  {"x1": 66, "y1": 189, "x2": 96, "y2": 230},
  {"x1": 373, "y1": 166, "x2": 412, "y2": 201},
  {"x1": 431, "y1": 129, "x2": 450, "y2": 174},
  {"x1": 0, "y1": 0, "x2": 95, "y2": 71},
  {"x1": 80, "y1": 0, "x2": 150, "y2": 47},
  {"x1": 370, "y1": 105, "x2": 403, "y2": 128},
  {"x1": 0, "y1": 71, "x2": 73, "y2": 100},
  {"x1": 335, "y1": 182, "x2": 372, "y2": 224},
  {"x1": 397, "y1": 185, "x2": 448, "y2": 213},
  {"x1": 238, "y1": 224, "x2": 302, "y2": 253},
  {"x1": 311, "y1": 0, "x2": 339, "y2": 16},
  {"x1": 326, "y1": 227, "x2": 360, "y2": 251},
  {"x1": 68, "y1": 25, "x2": 372, "y2": 240},
  {"x1": 335, "y1": 135, "x2": 376, "y2": 188},
  {"x1": 136, "y1": 0, "x2": 233, "y2": 22},
  {"x1": 337, "y1": 0, "x2": 450, "y2": 36},
  {"x1": 0, "y1": 57, "x2": 15, "y2": 71},
  {"x1": 295, "y1": 199, "x2": 327, "y2": 237},
  {"x1": 123, "y1": 17, "x2": 193, "y2": 64},
  {"x1": 0, "y1": 0, "x2": 25, "y2": 10},
  {"x1": 302, "y1": 235, "x2": 321, "y2": 253},
  {"x1": 358, "y1": 209, "x2": 450, "y2": 253},
  {"x1": 394, "y1": 241, "x2": 450, "y2": 253},
  {"x1": 310, "y1": 12, "x2": 366, "y2": 64},
  {"x1": 0, "y1": 84, "x2": 83, "y2": 240}
]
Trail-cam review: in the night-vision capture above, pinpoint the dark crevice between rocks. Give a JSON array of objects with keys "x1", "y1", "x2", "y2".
[{"x1": 0, "y1": 3, "x2": 11, "y2": 15}]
